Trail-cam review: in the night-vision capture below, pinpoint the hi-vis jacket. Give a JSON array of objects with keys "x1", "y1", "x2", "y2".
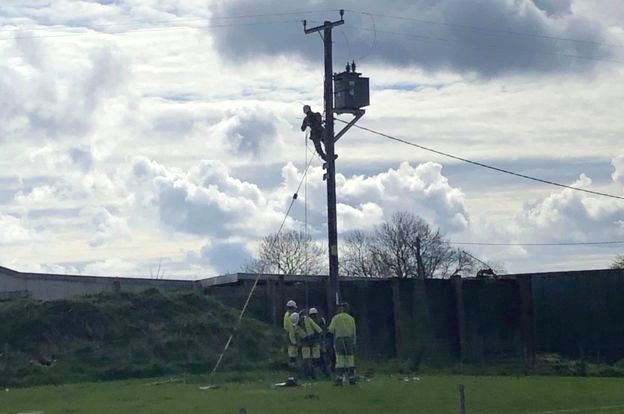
[{"x1": 328, "y1": 312, "x2": 356, "y2": 339}]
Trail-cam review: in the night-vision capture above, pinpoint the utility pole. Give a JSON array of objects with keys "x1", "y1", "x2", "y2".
[
  {"x1": 304, "y1": 12, "x2": 344, "y2": 316},
  {"x1": 304, "y1": 10, "x2": 368, "y2": 316}
]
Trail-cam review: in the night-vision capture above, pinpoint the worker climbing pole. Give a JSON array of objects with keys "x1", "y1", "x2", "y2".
[{"x1": 302, "y1": 10, "x2": 370, "y2": 316}]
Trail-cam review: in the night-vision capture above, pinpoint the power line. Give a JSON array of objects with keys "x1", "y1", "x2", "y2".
[
  {"x1": 4, "y1": 8, "x2": 620, "y2": 52},
  {"x1": 348, "y1": 26, "x2": 624, "y2": 65},
  {"x1": 337, "y1": 120, "x2": 624, "y2": 201},
  {"x1": 0, "y1": 9, "x2": 340, "y2": 33},
  {"x1": 0, "y1": 19, "x2": 302, "y2": 42},
  {"x1": 345, "y1": 9, "x2": 624, "y2": 49},
  {"x1": 451, "y1": 240, "x2": 624, "y2": 246}
]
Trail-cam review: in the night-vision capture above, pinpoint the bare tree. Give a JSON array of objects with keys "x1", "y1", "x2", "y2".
[
  {"x1": 441, "y1": 249, "x2": 477, "y2": 277},
  {"x1": 341, "y1": 230, "x2": 384, "y2": 278},
  {"x1": 341, "y1": 211, "x2": 499, "y2": 279},
  {"x1": 610, "y1": 254, "x2": 624, "y2": 269},
  {"x1": 244, "y1": 230, "x2": 326, "y2": 275},
  {"x1": 372, "y1": 211, "x2": 422, "y2": 278}
]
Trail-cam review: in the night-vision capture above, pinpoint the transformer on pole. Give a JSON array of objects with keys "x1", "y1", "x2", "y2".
[{"x1": 303, "y1": 10, "x2": 369, "y2": 316}]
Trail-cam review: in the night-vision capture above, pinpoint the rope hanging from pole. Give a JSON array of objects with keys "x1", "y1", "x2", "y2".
[{"x1": 208, "y1": 133, "x2": 317, "y2": 380}]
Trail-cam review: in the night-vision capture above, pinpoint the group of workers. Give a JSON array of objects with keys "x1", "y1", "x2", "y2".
[{"x1": 283, "y1": 299, "x2": 357, "y2": 386}]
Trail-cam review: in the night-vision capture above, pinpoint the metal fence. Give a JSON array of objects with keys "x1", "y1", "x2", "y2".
[{"x1": 203, "y1": 268, "x2": 624, "y2": 367}]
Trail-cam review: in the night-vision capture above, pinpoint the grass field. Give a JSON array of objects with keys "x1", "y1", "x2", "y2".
[{"x1": 1, "y1": 373, "x2": 624, "y2": 414}]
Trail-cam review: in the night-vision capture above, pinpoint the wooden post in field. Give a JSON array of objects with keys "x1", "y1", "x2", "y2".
[{"x1": 458, "y1": 384, "x2": 466, "y2": 414}]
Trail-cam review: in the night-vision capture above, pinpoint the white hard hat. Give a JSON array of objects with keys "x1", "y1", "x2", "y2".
[
  {"x1": 303, "y1": 105, "x2": 311, "y2": 114},
  {"x1": 286, "y1": 300, "x2": 297, "y2": 308},
  {"x1": 290, "y1": 312, "x2": 300, "y2": 325},
  {"x1": 309, "y1": 307, "x2": 318, "y2": 315}
]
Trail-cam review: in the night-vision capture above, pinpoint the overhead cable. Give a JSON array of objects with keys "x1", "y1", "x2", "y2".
[
  {"x1": 0, "y1": 19, "x2": 301, "y2": 41},
  {"x1": 345, "y1": 9, "x2": 624, "y2": 49},
  {"x1": 450, "y1": 240, "x2": 624, "y2": 246},
  {"x1": 337, "y1": 120, "x2": 624, "y2": 201},
  {"x1": 348, "y1": 26, "x2": 624, "y2": 64}
]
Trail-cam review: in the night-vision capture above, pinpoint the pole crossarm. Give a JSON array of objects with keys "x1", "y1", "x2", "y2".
[
  {"x1": 334, "y1": 110, "x2": 365, "y2": 143},
  {"x1": 304, "y1": 19, "x2": 344, "y2": 34}
]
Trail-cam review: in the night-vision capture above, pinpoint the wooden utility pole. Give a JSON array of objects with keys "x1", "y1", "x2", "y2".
[{"x1": 304, "y1": 12, "x2": 344, "y2": 317}]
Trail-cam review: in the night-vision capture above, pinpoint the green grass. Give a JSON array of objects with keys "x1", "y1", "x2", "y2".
[{"x1": 1, "y1": 374, "x2": 624, "y2": 414}]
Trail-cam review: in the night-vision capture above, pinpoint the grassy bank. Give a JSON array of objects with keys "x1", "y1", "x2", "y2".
[{"x1": 0, "y1": 289, "x2": 281, "y2": 387}]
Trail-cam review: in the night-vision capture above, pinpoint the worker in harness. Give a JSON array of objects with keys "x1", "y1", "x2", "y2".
[
  {"x1": 328, "y1": 302, "x2": 357, "y2": 385},
  {"x1": 283, "y1": 300, "x2": 298, "y2": 368},
  {"x1": 301, "y1": 105, "x2": 327, "y2": 161},
  {"x1": 301, "y1": 308, "x2": 323, "y2": 379}
]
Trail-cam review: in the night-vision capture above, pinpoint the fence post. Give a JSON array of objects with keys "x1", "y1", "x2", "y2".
[
  {"x1": 518, "y1": 275, "x2": 536, "y2": 370},
  {"x1": 391, "y1": 278, "x2": 403, "y2": 358},
  {"x1": 267, "y1": 278, "x2": 277, "y2": 327},
  {"x1": 452, "y1": 276, "x2": 467, "y2": 363},
  {"x1": 357, "y1": 281, "x2": 372, "y2": 358},
  {"x1": 458, "y1": 384, "x2": 466, "y2": 414},
  {"x1": 3, "y1": 343, "x2": 8, "y2": 373},
  {"x1": 278, "y1": 275, "x2": 285, "y2": 323}
]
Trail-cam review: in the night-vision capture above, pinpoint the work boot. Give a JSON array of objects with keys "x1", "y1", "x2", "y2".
[
  {"x1": 305, "y1": 360, "x2": 316, "y2": 380},
  {"x1": 348, "y1": 368, "x2": 357, "y2": 385},
  {"x1": 334, "y1": 368, "x2": 346, "y2": 386},
  {"x1": 322, "y1": 155, "x2": 338, "y2": 169}
]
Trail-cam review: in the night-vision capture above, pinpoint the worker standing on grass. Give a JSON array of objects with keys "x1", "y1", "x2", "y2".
[
  {"x1": 328, "y1": 302, "x2": 357, "y2": 385},
  {"x1": 289, "y1": 311, "x2": 311, "y2": 377},
  {"x1": 301, "y1": 308, "x2": 323, "y2": 379},
  {"x1": 284, "y1": 300, "x2": 298, "y2": 368}
]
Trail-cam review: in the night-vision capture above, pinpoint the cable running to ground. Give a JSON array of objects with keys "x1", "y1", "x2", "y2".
[
  {"x1": 336, "y1": 120, "x2": 624, "y2": 201},
  {"x1": 209, "y1": 141, "x2": 317, "y2": 378}
]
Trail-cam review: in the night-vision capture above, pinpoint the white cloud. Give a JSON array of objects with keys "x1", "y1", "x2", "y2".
[
  {"x1": 337, "y1": 202, "x2": 384, "y2": 231},
  {"x1": 0, "y1": 35, "x2": 129, "y2": 143},
  {"x1": 82, "y1": 258, "x2": 139, "y2": 277},
  {"x1": 337, "y1": 162, "x2": 469, "y2": 233},
  {"x1": 15, "y1": 185, "x2": 59, "y2": 205},
  {"x1": 211, "y1": 0, "x2": 616, "y2": 76},
  {"x1": 520, "y1": 174, "x2": 624, "y2": 239},
  {"x1": 124, "y1": 156, "x2": 290, "y2": 239},
  {"x1": 209, "y1": 106, "x2": 279, "y2": 157},
  {"x1": 1, "y1": 1, "x2": 623, "y2": 276},
  {"x1": 0, "y1": 214, "x2": 32, "y2": 245},
  {"x1": 81, "y1": 206, "x2": 130, "y2": 247},
  {"x1": 611, "y1": 155, "x2": 624, "y2": 187}
]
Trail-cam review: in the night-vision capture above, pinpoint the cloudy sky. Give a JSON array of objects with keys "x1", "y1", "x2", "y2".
[{"x1": 1, "y1": 0, "x2": 623, "y2": 279}]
